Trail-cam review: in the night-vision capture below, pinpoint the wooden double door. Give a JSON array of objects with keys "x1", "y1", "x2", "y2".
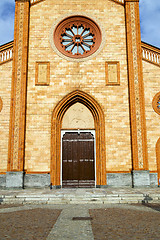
[{"x1": 62, "y1": 132, "x2": 95, "y2": 188}]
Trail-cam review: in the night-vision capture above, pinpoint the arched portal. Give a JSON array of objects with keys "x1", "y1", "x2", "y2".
[
  {"x1": 156, "y1": 138, "x2": 160, "y2": 186},
  {"x1": 51, "y1": 90, "x2": 106, "y2": 187}
]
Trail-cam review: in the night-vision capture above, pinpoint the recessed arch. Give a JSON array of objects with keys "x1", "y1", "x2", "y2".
[
  {"x1": 51, "y1": 90, "x2": 106, "y2": 187},
  {"x1": 156, "y1": 138, "x2": 160, "y2": 186},
  {"x1": 62, "y1": 102, "x2": 94, "y2": 129}
]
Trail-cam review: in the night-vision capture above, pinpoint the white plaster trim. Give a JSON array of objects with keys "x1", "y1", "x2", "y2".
[{"x1": 49, "y1": 12, "x2": 106, "y2": 62}]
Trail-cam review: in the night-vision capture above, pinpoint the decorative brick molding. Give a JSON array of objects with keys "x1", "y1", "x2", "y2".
[
  {"x1": 30, "y1": 0, "x2": 124, "y2": 7},
  {"x1": 0, "y1": 41, "x2": 13, "y2": 65},
  {"x1": 125, "y1": 0, "x2": 148, "y2": 170},
  {"x1": 0, "y1": 97, "x2": 3, "y2": 112},
  {"x1": 152, "y1": 92, "x2": 160, "y2": 115},
  {"x1": 8, "y1": 0, "x2": 30, "y2": 172},
  {"x1": 105, "y1": 61, "x2": 120, "y2": 85},
  {"x1": 51, "y1": 90, "x2": 106, "y2": 186},
  {"x1": 35, "y1": 62, "x2": 50, "y2": 86},
  {"x1": 156, "y1": 138, "x2": 160, "y2": 185}
]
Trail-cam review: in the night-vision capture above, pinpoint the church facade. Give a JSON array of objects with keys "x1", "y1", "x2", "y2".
[{"x1": 0, "y1": 0, "x2": 160, "y2": 188}]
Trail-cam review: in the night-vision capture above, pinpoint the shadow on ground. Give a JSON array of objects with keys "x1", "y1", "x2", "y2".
[{"x1": 142, "y1": 203, "x2": 160, "y2": 212}]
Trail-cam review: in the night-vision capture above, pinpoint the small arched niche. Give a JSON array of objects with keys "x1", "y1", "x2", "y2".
[{"x1": 62, "y1": 102, "x2": 94, "y2": 129}]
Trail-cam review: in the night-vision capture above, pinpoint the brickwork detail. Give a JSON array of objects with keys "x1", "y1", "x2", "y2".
[
  {"x1": 0, "y1": 97, "x2": 2, "y2": 112},
  {"x1": 0, "y1": 60, "x2": 12, "y2": 173},
  {"x1": 13, "y1": 3, "x2": 24, "y2": 169},
  {"x1": 156, "y1": 138, "x2": 160, "y2": 185},
  {"x1": 35, "y1": 62, "x2": 50, "y2": 86},
  {"x1": 130, "y1": 3, "x2": 143, "y2": 168},
  {"x1": 105, "y1": 61, "x2": 120, "y2": 85},
  {"x1": 125, "y1": 0, "x2": 148, "y2": 171},
  {"x1": 142, "y1": 60, "x2": 160, "y2": 172},
  {"x1": 8, "y1": 0, "x2": 30, "y2": 172}
]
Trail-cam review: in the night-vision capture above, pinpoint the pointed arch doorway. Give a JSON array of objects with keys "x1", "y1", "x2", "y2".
[
  {"x1": 61, "y1": 102, "x2": 96, "y2": 187},
  {"x1": 51, "y1": 90, "x2": 106, "y2": 188}
]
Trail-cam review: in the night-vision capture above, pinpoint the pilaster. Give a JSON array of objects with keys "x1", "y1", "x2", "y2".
[
  {"x1": 125, "y1": 0, "x2": 148, "y2": 171},
  {"x1": 8, "y1": 0, "x2": 30, "y2": 173}
]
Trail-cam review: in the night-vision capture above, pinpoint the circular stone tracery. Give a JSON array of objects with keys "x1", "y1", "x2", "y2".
[
  {"x1": 152, "y1": 92, "x2": 160, "y2": 115},
  {"x1": 54, "y1": 16, "x2": 102, "y2": 59}
]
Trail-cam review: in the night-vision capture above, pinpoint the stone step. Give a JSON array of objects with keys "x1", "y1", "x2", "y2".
[{"x1": 1, "y1": 194, "x2": 160, "y2": 204}]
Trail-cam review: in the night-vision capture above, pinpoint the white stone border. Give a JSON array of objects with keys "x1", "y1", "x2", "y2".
[{"x1": 49, "y1": 12, "x2": 106, "y2": 62}]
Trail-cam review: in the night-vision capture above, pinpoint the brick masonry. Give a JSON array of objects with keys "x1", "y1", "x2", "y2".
[
  {"x1": 25, "y1": 0, "x2": 132, "y2": 173},
  {"x1": 0, "y1": 61, "x2": 12, "y2": 173},
  {"x1": 0, "y1": 0, "x2": 160, "y2": 187}
]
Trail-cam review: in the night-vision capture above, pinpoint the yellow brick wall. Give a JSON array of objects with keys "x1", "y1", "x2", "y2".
[
  {"x1": 142, "y1": 60, "x2": 160, "y2": 171},
  {"x1": 25, "y1": 0, "x2": 132, "y2": 172},
  {"x1": 0, "y1": 61, "x2": 12, "y2": 172}
]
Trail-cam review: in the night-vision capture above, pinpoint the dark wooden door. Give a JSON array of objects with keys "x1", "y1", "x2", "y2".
[{"x1": 62, "y1": 132, "x2": 95, "y2": 188}]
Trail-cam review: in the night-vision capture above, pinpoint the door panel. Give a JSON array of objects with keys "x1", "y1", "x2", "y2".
[{"x1": 62, "y1": 132, "x2": 95, "y2": 188}]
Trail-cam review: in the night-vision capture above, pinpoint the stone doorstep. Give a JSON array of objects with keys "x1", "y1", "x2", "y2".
[
  {"x1": 1, "y1": 195, "x2": 16, "y2": 199},
  {"x1": 118, "y1": 194, "x2": 144, "y2": 197},
  {"x1": 67, "y1": 195, "x2": 107, "y2": 198},
  {"x1": 23, "y1": 197, "x2": 49, "y2": 201},
  {"x1": 120, "y1": 196, "x2": 146, "y2": 200},
  {"x1": 119, "y1": 200, "x2": 141, "y2": 204},
  {"x1": 1, "y1": 199, "x2": 160, "y2": 205},
  {"x1": 2, "y1": 195, "x2": 160, "y2": 201}
]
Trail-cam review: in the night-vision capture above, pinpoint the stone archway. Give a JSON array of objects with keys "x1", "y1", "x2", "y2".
[
  {"x1": 51, "y1": 90, "x2": 106, "y2": 187},
  {"x1": 156, "y1": 138, "x2": 160, "y2": 185}
]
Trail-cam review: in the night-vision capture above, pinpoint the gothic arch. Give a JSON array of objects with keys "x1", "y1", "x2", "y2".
[
  {"x1": 156, "y1": 138, "x2": 160, "y2": 185},
  {"x1": 51, "y1": 90, "x2": 106, "y2": 187}
]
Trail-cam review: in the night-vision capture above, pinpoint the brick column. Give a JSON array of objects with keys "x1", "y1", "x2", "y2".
[
  {"x1": 7, "y1": 0, "x2": 30, "y2": 188},
  {"x1": 125, "y1": 0, "x2": 149, "y2": 186}
]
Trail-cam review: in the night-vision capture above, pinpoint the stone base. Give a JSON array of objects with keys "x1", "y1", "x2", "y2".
[
  {"x1": 0, "y1": 174, "x2": 6, "y2": 188},
  {"x1": 149, "y1": 173, "x2": 158, "y2": 187},
  {"x1": 96, "y1": 185, "x2": 107, "y2": 188},
  {"x1": 1, "y1": 171, "x2": 158, "y2": 188},
  {"x1": 132, "y1": 170, "x2": 150, "y2": 187},
  {"x1": 107, "y1": 173, "x2": 132, "y2": 187},
  {"x1": 6, "y1": 172, "x2": 24, "y2": 188},
  {"x1": 24, "y1": 174, "x2": 50, "y2": 188}
]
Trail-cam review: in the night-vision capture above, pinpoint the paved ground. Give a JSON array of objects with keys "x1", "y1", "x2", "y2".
[{"x1": 0, "y1": 203, "x2": 160, "y2": 240}]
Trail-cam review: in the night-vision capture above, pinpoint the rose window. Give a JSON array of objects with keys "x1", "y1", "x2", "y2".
[
  {"x1": 157, "y1": 96, "x2": 160, "y2": 109},
  {"x1": 53, "y1": 16, "x2": 102, "y2": 59},
  {"x1": 152, "y1": 92, "x2": 160, "y2": 115}
]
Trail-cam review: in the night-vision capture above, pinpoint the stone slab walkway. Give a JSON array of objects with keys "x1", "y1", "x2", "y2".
[
  {"x1": 47, "y1": 205, "x2": 94, "y2": 240},
  {"x1": 0, "y1": 187, "x2": 160, "y2": 205}
]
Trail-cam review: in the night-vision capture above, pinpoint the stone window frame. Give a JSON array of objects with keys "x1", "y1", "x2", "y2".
[
  {"x1": 53, "y1": 15, "x2": 102, "y2": 59},
  {"x1": 50, "y1": 13, "x2": 106, "y2": 62},
  {"x1": 152, "y1": 92, "x2": 160, "y2": 115},
  {"x1": 35, "y1": 62, "x2": 50, "y2": 86},
  {"x1": 105, "y1": 61, "x2": 120, "y2": 86}
]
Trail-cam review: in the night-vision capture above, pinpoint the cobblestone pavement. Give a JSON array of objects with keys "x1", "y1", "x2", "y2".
[{"x1": 0, "y1": 203, "x2": 160, "y2": 240}]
